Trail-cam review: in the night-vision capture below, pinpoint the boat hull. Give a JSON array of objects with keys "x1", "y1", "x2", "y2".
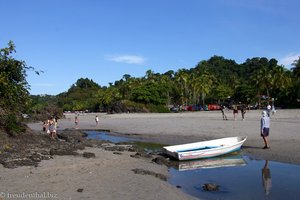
[{"x1": 163, "y1": 136, "x2": 247, "y2": 161}]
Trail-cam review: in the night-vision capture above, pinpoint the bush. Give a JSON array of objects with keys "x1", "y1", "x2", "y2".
[
  {"x1": 146, "y1": 104, "x2": 170, "y2": 113},
  {"x1": 3, "y1": 113, "x2": 25, "y2": 136}
]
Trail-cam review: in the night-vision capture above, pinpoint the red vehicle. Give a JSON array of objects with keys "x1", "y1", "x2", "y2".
[{"x1": 208, "y1": 104, "x2": 221, "y2": 111}]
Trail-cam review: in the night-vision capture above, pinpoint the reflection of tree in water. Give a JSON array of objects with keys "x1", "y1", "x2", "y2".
[{"x1": 262, "y1": 160, "x2": 272, "y2": 195}]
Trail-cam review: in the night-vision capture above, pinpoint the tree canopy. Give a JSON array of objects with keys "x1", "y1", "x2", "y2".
[
  {"x1": 1, "y1": 41, "x2": 299, "y2": 126},
  {"x1": 40, "y1": 55, "x2": 297, "y2": 113},
  {"x1": 0, "y1": 41, "x2": 33, "y2": 135}
]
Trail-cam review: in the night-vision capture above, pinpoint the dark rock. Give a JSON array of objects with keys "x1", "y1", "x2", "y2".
[
  {"x1": 49, "y1": 148, "x2": 79, "y2": 156},
  {"x1": 131, "y1": 168, "x2": 167, "y2": 181},
  {"x1": 113, "y1": 152, "x2": 122, "y2": 155},
  {"x1": 202, "y1": 183, "x2": 219, "y2": 191},
  {"x1": 152, "y1": 156, "x2": 170, "y2": 165},
  {"x1": 130, "y1": 152, "x2": 153, "y2": 159},
  {"x1": 1, "y1": 158, "x2": 38, "y2": 169},
  {"x1": 104, "y1": 146, "x2": 126, "y2": 152},
  {"x1": 128, "y1": 146, "x2": 136, "y2": 152},
  {"x1": 77, "y1": 188, "x2": 83, "y2": 192},
  {"x1": 30, "y1": 153, "x2": 43, "y2": 162},
  {"x1": 82, "y1": 152, "x2": 95, "y2": 158}
]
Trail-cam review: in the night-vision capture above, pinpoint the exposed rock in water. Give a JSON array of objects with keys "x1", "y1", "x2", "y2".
[
  {"x1": 152, "y1": 156, "x2": 170, "y2": 165},
  {"x1": 202, "y1": 183, "x2": 220, "y2": 191}
]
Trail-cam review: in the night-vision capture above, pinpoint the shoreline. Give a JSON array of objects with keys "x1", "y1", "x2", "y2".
[
  {"x1": 0, "y1": 147, "x2": 197, "y2": 200},
  {"x1": 2, "y1": 110, "x2": 299, "y2": 200},
  {"x1": 29, "y1": 109, "x2": 300, "y2": 165}
]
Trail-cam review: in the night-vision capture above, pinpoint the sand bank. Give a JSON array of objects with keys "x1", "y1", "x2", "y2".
[
  {"x1": 30, "y1": 109, "x2": 300, "y2": 164},
  {"x1": 0, "y1": 147, "x2": 197, "y2": 200},
  {"x1": 16, "y1": 109, "x2": 300, "y2": 200}
]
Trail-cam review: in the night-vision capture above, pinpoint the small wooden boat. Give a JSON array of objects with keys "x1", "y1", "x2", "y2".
[{"x1": 163, "y1": 136, "x2": 247, "y2": 160}]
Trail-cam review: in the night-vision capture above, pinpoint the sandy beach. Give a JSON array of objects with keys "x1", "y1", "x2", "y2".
[
  {"x1": 2, "y1": 109, "x2": 300, "y2": 200},
  {"x1": 45, "y1": 109, "x2": 300, "y2": 164}
]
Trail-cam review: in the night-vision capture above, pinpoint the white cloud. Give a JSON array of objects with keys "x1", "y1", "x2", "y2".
[
  {"x1": 279, "y1": 53, "x2": 300, "y2": 68},
  {"x1": 106, "y1": 54, "x2": 146, "y2": 65}
]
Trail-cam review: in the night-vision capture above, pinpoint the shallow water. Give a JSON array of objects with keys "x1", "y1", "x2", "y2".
[
  {"x1": 168, "y1": 155, "x2": 300, "y2": 200},
  {"x1": 86, "y1": 131, "x2": 300, "y2": 200},
  {"x1": 86, "y1": 130, "x2": 141, "y2": 143}
]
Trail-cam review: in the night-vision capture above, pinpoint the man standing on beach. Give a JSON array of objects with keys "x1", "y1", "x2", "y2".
[
  {"x1": 75, "y1": 115, "x2": 79, "y2": 129},
  {"x1": 233, "y1": 105, "x2": 238, "y2": 120},
  {"x1": 241, "y1": 105, "x2": 246, "y2": 120},
  {"x1": 220, "y1": 105, "x2": 228, "y2": 120},
  {"x1": 261, "y1": 111, "x2": 270, "y2": 149},
  {"x1": 95, "y1": 115, "x2": 99, "y2": 126}
]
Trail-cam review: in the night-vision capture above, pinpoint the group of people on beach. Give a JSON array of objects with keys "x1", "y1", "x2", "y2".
[
  {"x1": 73, "y1": 114, "x2": 99, "y2": 128},
  {"x1": 220, "y1": 104, "x2": 273, "y2": 149},
  {"x1": 220, "y1": 105, "x2": 247, "y2": 121},
  {"x1": 42, "y1": 117, "x2": 58, "y2": 139}
]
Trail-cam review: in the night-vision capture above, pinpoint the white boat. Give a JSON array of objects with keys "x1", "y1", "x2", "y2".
[
  {"x1": 163, "y1": 136, "x2": 247, "y2": 160},
  {"x1": 177, "y1": 154, "x2": 247, "y2": 171}
]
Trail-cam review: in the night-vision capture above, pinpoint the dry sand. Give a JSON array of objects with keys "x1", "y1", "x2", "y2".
[
  {"x1": 48, "y1": 109, "x2": 300, "y2": 164},
  {"x1": 2, "y1": 109, "x2": 299, "y2": 200},
  {"x1": 0, "y1": 147, "x2": 196, "y2": 200}
]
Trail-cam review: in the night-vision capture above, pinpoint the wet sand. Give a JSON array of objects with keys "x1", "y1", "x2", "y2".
[
  {"x1": 44, "y1": 109, "x2": 300, "y2": 164},
  {"x1": 0, "y1": 147, "x2": 197, "y2": 200},
  {"x1": 3, "y1": 109, "x2": 299, "y2": 200}
]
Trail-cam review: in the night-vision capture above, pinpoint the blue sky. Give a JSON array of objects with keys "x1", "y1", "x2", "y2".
[{"x1": 1, "y1": 0, "x2": 299, "y2": 95}]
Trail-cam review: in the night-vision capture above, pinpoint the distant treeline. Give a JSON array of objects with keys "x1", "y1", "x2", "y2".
[{"x1": 30, "y1": 55, "x2": 300, "y2": 116}]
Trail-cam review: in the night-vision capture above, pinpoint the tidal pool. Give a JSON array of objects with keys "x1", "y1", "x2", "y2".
[
  {"x1": 168, "y1": 155, "x2": 300, "y2": 200},
  {"x1": 86, "y1": 131, "x2": 300, "y2": 200},
  {"x1": 86, "y1": 130, "x2": 141, "y2": 143}
]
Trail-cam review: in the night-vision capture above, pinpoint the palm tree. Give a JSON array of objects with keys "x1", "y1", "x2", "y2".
[
  {"x1": 195, "y1": 72, "x2": 215, "y2": 107},
  {"x1": 251, "y1": 66, "x2": 274, "y2": 104},
  {"x1": 272, "y1": 65, "x2": 292, "y2": 93},
  {"x1": 175, "y1": 69, "x2": 189, "y2": 106}
]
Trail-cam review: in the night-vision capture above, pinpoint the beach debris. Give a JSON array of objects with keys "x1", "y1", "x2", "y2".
[
  {"x1": 77, "y1": 188, "x2": 84, "y2": 192},
  {"x1": 131, "y1": 168, "x2": 167, "y2": 181},
  {"x1": 113, "y1": 152, "x2": 122, "y2": 155},
  {"x1": 202, "y1": 183, "x2": 219, "y2": 191}
]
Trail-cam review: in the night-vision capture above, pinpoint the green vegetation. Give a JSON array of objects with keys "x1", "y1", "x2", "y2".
[
  {"x1": 1, "y1": 41, "x2": 300, "y2": 135},
  {"x1": 0, "y1": 41, "x2": 33, "y2": 135},
  {"x1": 30, "y1": 56, "x2": 300, "y2": 115},
  {"x1": 44, "y1": 56, "x2": 300, "y2": 113}
]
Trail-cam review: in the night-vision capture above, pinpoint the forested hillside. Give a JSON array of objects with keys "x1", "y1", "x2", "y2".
[
  {"x1": 31, "y1": 56, "x2": 300, "y2": 115},
  {"x1": 1, "y1": 41, "x2": 300, "y2": 135}
]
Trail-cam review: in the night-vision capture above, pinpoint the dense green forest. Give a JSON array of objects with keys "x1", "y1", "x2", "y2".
[
  {"x1": 1, "y1": 41, "x2": 300, "y2": 134},
  {"x1": 31, "y1": 55, "x2": 300, "y2": 116}
]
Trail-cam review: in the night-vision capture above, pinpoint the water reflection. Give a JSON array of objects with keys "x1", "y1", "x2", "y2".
[
  {"x1": 177, "y1": 154, "x2": 247, "y2": 171},
  {"x1": 86, "y1": 131, "x2": 300, "y2": 200},
  {"x1": 262, "y1": 160, "x2": 272, "y2": 195}
]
